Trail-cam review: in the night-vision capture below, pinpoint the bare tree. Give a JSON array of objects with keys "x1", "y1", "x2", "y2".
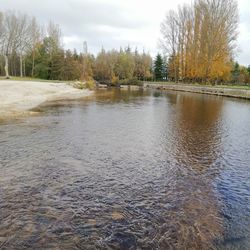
[
  {"x1": 29, "y1": 17, "x2": 41, "y2": 77},
  {"x1": 47, "y1": 20, "x2": 62, "y2": 56},
  {"x1": 0, "y1": 12, "x2": 4, "y2": 43},
  {"x1": 15, "y1": 13, "x2": 31, "y2": 77},
  {"x1": 1, "y1": 11, "x2": 19, "y2": 78},
  {"x1": 161, "y1": 10, "x2": 179, "y2": 82}
]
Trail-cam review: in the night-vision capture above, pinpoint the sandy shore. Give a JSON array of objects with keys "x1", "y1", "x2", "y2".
[{"x1": 0, "y1": 80, "x2": 92, "y2": 117}]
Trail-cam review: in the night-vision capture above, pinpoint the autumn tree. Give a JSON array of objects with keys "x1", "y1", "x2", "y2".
[
  {"x1": 80, "y1": 42, "x2": 94, "y2": 81},
  {"x1": 161, "y1": 0, "x2": 238, "y2": 84},
  {"x1": 115, "y1": 48, "x2": 135, "y2": 80},
  {"x1": 94, "y1": 47, "x2": 152, "y2": 85},
  {"x1": 94, "y1": 48, "x2": 114, "y2": 83},
  {"x1": 134, "y1": 49, "x2": 152, "y2": 80},
  {"x1": 0, "y1": 10, "x2": 153, "y2": 83}
]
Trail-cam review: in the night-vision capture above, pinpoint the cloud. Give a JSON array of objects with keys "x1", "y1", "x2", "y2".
[
  {"x1": 238, "y1": 0, "x2": 250, "y2": 65},
  {"x1": 1, "y1": 0, "x2": 250, "y2": 65}
]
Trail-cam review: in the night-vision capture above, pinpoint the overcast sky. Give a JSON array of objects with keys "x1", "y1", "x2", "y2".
[{"x1": 1, "y1": 0, "x2": 250, "y2": 65}]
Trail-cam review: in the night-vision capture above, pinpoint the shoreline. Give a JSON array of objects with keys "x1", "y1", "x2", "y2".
[
  {"x1": 143, "y1": 82, "x2": 250, "y2": 100},
  {"x1": 0, "y1": 80, "x2": 92, "y2": 118}
]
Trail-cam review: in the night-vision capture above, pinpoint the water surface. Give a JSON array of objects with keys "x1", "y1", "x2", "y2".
[{"x1": 0, "y1": 89, "x2": 249, "y2": 249}]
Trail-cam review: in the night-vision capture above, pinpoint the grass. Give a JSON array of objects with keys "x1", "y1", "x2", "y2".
[
  {"x1": 145, "y1": 81, "x2": 250, "y2": 90},
  {"x1": 213, "y1": 84, "x2": 250, "y2": 90},
  {"x1": 1, "y1": 77, "x2": 249, "y2": 90},
  {"x1": 0, "y1": 76, "x2": 74, "y2": 83}
]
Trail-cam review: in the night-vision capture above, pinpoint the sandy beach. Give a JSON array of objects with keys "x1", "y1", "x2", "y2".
[{"x1": 0, "y1": 80, "x2": 92, "y2": 117}]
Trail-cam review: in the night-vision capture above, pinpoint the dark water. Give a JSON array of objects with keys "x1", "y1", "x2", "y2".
[{"x1": 0, "y1": 89, "x2": 249, "y2": 250}]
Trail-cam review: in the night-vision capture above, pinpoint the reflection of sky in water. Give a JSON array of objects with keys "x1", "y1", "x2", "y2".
[
  {"x1": 215, "y1": 100, "x2": 250, "y2": 249},
  {"x1": 0, "y1": 89, "x2": 249, "y2": 249}
]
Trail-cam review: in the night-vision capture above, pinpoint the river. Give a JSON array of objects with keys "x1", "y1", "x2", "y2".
[{"x1": 0, "y1": 89, "x2": 249, "y2": 249}]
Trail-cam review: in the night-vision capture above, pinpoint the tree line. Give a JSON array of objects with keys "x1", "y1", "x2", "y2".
[
  {"x1": 0, "y1": 5, "x2": 249, "y2": 85},
  {"x1": 160, "y1": 0, "x2": 240, "y2": 84},
  {"x1": 153, "y1": 53, "x2": 250, "y2": 85},
  {"x1": 0, "y1": 11, "x2": 153, "y2": 84}
]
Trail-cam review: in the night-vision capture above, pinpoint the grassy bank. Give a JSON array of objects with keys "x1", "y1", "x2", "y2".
[
  {"x1": 0, "y1": 76, "x2": 72, "y2": 83},
  {"x1": 143, "y1": 82, "x2": 250, "y2": 100},
  {"x1": 144, "y1": 81, "x2": 250, "y2": 90}
]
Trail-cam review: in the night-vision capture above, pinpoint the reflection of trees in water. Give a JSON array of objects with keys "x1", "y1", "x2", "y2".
[
  {"x1": 168, "y1": 92, "x2": 223, "y2": 172},
  {"x1": 94, "y1": 88, "x2": 147, "y2": 104},
  {"x1": 0, "y1": 90, "x2": 228, "y2": 249},
  {"x1": 160, "y1": 92, "x2": 224, "y2": 249},
  {"x1": 85, "y1": 89, "x2": 225, "y2": 248}
]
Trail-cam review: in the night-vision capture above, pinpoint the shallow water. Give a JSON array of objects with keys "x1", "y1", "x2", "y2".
[{"x1": 0, "y1": 89, "x2": 249, "y2": 249}]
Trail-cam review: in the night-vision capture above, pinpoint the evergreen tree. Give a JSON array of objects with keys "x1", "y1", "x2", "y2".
[
  {"x1": 154, "y1": 53, "x2": 164, "y2": 81},
  {"x1": 247, "y1": 65, "x2": 250, "y2": 75},
  {"x1": 232, "y1": 62, "x2": 240, "y2": 83},
  {"x1": 162, "y1": 56, "x2": 169, "y2": 81}
]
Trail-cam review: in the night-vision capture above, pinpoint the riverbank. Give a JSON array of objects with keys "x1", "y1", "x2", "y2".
[
  {"x1": 0, "y1": 80, "x2": 92, "y2": 118},
  {"x1": 143, "y1": 82, "x2": 250, "y2": 100}
]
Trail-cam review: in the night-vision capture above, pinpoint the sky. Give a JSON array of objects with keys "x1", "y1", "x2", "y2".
[{"x1": 1, "y1": 0, "x2": 250, "y2": 65}]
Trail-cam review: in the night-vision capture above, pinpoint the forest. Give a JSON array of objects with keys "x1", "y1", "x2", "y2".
[
  {"x1": 160, "y1": 0, "x2": 250, "y2": 84},
  {"x1": 0, "y1": 0, "x2": 250, "y2": 85},
  {"x1": 0, "y1": 11, "x2": 152, "y2": 84}
]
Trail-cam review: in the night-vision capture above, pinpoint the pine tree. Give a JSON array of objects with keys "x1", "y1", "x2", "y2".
[
  {"x1": 232, "y1": 62, "x2": 240, "y2": 83},
  {"x1": 247, "y1": 65, "x2": 250, "y2": 75},
  {"x1": 154, "y1": 53, "x2": 164, "y2": 81}
]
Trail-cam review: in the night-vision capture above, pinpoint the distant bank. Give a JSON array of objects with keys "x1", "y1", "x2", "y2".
[{"x1": 143, "y1": 82, "x2": 250, "y2": 100}]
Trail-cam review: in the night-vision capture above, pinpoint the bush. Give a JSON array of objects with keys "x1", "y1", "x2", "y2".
[
  {"x1": 118, "y1": 78, "x2": 142, "y2": 86},
  {"x1": 85, "y1": 80, "x2": 96, "y2": 90}
]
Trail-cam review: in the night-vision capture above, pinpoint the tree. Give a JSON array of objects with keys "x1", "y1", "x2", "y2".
[
  {"x1": 94, "y1": 48, "x2": 113, "y2": 83},
  {"x1": 154, "y1": 53, "x2": 164, "y2": 81},
  {"x1": 161, "y1": 10, "x2": 179, "y2": 82},
  {"x1": 231, "y1": 61, "x2": 240, "y2": 83},
  {"x1": 247, "y1": 65, "x2": 250, "y2": 75},
  {"x1": 45, "y1": 21, "x2": 62, "y2": 79},
  {"x1": 162, "y1": 56, "x2": 169, "y2": 81},
  {"x1": 0, "y1": 12, "x2": 4, "y2": 54},
  {"x1": 16, "y1": 14, "x2": 30, "y2": 77},
  {"x1": 29, "y1": 17, "x2": 42, "y2": 77},
  {"x1": 134, "y1": 49, "x2": 152, "y2": 80},
  {"x1": 0, "y1": 11, "x2": 153, "y2": 83},
  {"x1": 1, "y1": 11, "x2": 19, "y2": 78},
  {"x1": 161, "y1": 0, "x2": 239, "y2": 84},
  {"x1": 33, "y1": 38, "x2": 50, "y2": 79},
  {"x1": 115, "y1": 48, "x2": 135, "y2": 80},
  {"x1": 81, "y1": 41, "x2": 94, "y2": 81}
]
